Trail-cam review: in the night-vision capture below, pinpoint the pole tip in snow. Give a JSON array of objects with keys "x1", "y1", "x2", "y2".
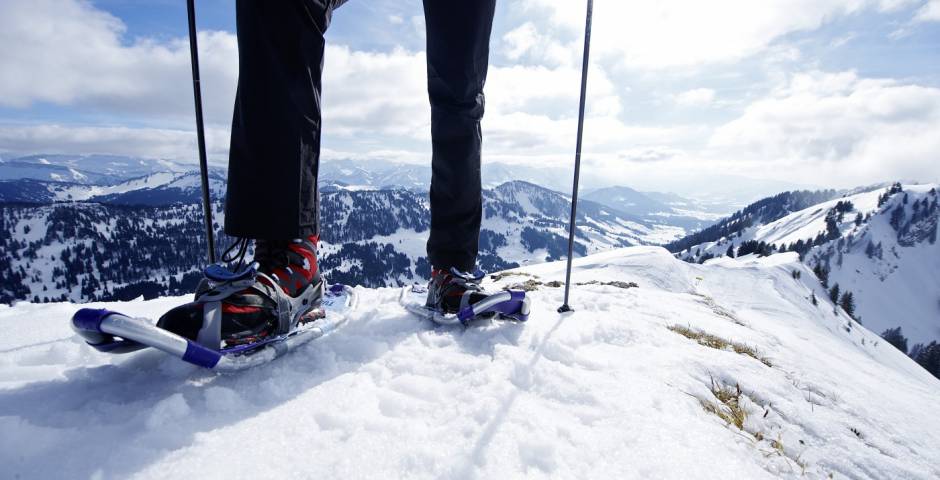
[{"x1": 557, "y1": 304, "x2": 574, "y2": 314}]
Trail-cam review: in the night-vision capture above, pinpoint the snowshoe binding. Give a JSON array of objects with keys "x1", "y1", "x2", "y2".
[
  {"x1": 158, "y1": 235, "x2": 326, "y2": 349},
  {"x1": 400, "y1": 267, "x2": 530, "y2": 325}
]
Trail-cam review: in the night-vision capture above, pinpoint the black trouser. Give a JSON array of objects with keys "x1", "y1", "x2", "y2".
[{"x1": 225, "y1": 0, "x2": 495, "y2": 272}]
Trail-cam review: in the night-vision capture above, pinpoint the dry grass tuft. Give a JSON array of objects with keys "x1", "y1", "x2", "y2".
[
  {"x1": 490, "y1": 271, "x2": 537, "y2": 282},
  {"x1": 690, "y1": 377, "x2": 807, "y2": 474},
  {"x1": 668, "y1": 325, "x2": 773, "y2": 367},
  {"x1": 498, "y1": 279, "x2": 637, "y2": 292},
  {"x1": 505, "y1": 279, "x2": 545, "y2": 292},
  {"x1": 701, "y1": 378, "x2": 747, "y2": 430},
  {"x1": 578, "y1": 280, "x2": 638, "y2": 289}
]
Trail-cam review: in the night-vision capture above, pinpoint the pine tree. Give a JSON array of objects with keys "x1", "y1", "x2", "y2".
[
  {"x1": 854, "y1": 212, "x2": 863, "y2": 227},
  {"x1": 811, "y1": 292, "x2": 818, "y2": 306},
  {"x1": 840, "y1": 291, "x2": 856, "y2": 319},
  {"x1": 890, "y1": 205, "x2": 905, "y2": 231},
  {"x1": 880, "y1": 327, "x2": 908, "y2": 354},
  {"x1": 726, "y1": 244, "x2": 735, "y2": 258},
  {"x1": 826, "y1": 216, "x2": 840, "y2": 240},
  {"x1": 829, "y1": 283, "x2": 840, "y2": 304},
  {"x1": 813, "y1": 264, "x2": 829, "y2": 287},
  {"x1": 913, "y1": 342, "x2": 940, "y2": 379}
]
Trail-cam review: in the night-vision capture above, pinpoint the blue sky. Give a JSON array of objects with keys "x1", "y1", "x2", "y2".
[{"x1": 1, "y1": 0, "x2": 939, "y2": 196}]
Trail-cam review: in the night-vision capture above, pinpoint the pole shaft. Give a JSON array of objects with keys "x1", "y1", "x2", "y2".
[
  {"x1": 559, "y1": 0, "x2": 593, "y2": 312},
  {"x1": 187, "y1": 0, "x2": 217, "y2": 264}
]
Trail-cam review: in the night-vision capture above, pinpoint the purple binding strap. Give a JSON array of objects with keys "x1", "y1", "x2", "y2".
[{"x1": 182, "y1": 340, "x2": 222, "y2": 368}]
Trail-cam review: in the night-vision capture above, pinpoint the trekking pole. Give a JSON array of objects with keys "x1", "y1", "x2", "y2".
[
  {"x1": 558, "y1": 0, "x2": 593, "y2": 314},
  {"x1": 186, "y1": 0, "x2": 217, "y2": 264}
]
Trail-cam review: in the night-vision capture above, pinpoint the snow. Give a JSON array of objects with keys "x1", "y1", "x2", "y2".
[
  {"x1": 1, "y1": 248, "x2": 938, "y2": 479},
  {"x1": 687, "y1": 183, "x2": 940, "y2": 346},
  {"x1": 54, "y1": 171, "x2": 181, "y2": 201}
]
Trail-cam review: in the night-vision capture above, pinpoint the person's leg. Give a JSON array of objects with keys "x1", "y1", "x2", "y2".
[
  {"x1": 225, "y1": 0, "x2": 336, "y2": 240},
  {"x1": 423, "y1": 0, "x2": 496, "y2": 272}
]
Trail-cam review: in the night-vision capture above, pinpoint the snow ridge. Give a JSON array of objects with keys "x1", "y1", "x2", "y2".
[
  {"x1": 1, "y1": 248, "x2": 938, "y2": 479},
  {"x1": 677, "y1": 183, "x2": 940, "y2": 347}
]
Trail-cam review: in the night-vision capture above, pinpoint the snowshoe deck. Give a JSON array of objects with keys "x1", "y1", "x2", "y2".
[
  {"x1": 71, "y1": 284, "x2": 357, "y2": 372},
  {"x1": 399, "y1": 284, "x2": 530, "y2": 326}
]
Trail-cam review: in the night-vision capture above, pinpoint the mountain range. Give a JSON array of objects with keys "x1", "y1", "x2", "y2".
[
  {"x1": 0, "y1": 155, "x2": 717, "y2": 225},
  {"x1": 1, "y1": 154, "x2": 705, "y2": 307},
  {"x1": 2, "y1": 154, "x2": 939, "y2": 385},
  {"x1": 3, "y1": 154, "x2": 937, "y2": 361}
]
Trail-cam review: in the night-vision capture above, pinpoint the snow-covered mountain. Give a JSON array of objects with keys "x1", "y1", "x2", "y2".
[
  {"x1": 87, "y1": 170, "x2": 227, "y2": 206},
  {"x1": 0, "y1": 154, "x2": 714, "y2": 236},
  {"x1": 583, "y1": 185, "x2": 720, "y2": 231},
  {"x1": 1, "y1": 181, "x2": 680, "y2": 304},
  {"x1": 671, "y1": 183, "x2": 940, "y2": 350},
  {"x1": 0, "y1": 170, "x2": 227, "y2": 205},
  {"x1": 0, "y1": 154, "x2": 190, "y2": 184},
  {"x1": 584, "y1": 185, "x2": 678, "y2": 216},
  {"x1": 319, "y1": 158, "x2": 575, "y2": 193},
  {"x1": 2, "y1": 247, "x2": 938, "y2": 478},
  {"x1": 319, "y1": 159, "x2": 430, "y2": 190}
]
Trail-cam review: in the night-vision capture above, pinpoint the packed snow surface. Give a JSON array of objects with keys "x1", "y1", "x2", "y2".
[{"x1": 1, "y1": 248, "x2": 938, "y2": 479}]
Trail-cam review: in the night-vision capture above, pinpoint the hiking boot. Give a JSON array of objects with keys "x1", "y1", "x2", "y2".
[
  {"x1": 158, "y1": 235, "x2": 323, "y2": 346},
  {"x1": 425, "y1": 267, "x2": 490, "y2": 314}
]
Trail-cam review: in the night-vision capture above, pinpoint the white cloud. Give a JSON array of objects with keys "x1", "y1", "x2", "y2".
[
  {"x1": 388, "y1": 14, "x2": 404, "y2": 25},
  {"x1": 914, "y1": 0, "x2": 940, "y2": 21},
  {"x1": 0, "y1": 0, "x2": 654, "y2": 171},
  {"x1": 322, "y1": 46, "x2": 429, "y2": 139},
  {"x1": 674, "y1": 88, "x2": 717, "y2": 107},
  {"x1": 0, "y1": 0, "x2": 237, "y2": 125},
  {"x1": 514, "y1": 0, "x2": 921, "y2": 70},
  {"x1": 501, "y1": 22, "x2": 573, "y2": 68},
  {"x1": 829, "y1": 33, "x2": 857, "y2": 48},
  {"x1": 710, "y1": 70, "x2": 940, "y2": 185},
  {"x1": 487, "y1": 63, "x2": 622, "y2": 118},
  {"x1": 0, "y1": 124, "x2": 230, "y2": 163},
  {"x1": 2, "y1": 0, "x2": 936, "y2": 193},
  {"x1": 411, "y1": 15, "x2": 425, "y2": 39}
]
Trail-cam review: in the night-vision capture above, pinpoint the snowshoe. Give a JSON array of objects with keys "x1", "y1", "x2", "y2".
[
  {"x1": 71, "y1": 236, "x2": 357, "y2": 371},
  {"x1": 400, "y1": 267, "x2": 530, "y2": 325}
]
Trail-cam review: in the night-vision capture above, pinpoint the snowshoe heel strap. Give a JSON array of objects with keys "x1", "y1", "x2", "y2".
[
  {"x1": 204, "y1": 263, "x2": 257, "y2": 282},
  {"x1": 457, "y1": 290, "x2": 530, "y2": 324},
  {"x1": 196, "y1": 301, "x2": 223, "y2": 350},
  {"x1": 448, "y1": 267, "x2": 485, "y2": 282}
]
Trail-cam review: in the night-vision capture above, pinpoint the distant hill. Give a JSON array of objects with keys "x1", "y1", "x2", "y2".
[
  {"x1": 669, "y1": 183, "x2": 940, "y2": 351},
  {"x1": 584, "y1": 185, "x2": 715, "y2": 232}
]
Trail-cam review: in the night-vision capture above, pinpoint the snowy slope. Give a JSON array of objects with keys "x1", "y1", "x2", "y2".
[
  {"x1": 2, "y1": 248, "x2": 938, "y2": 479},
  {"x1": 59, "y1": 172, "x2": 182, "y2": 201},
  {"x1": 679, "y1": 184, "x2": 940, "y2": 346},
  {"x1": 0, "y1": 170, "x2": 227, "y2": 204},
  {"x1": 0, "y1": 154, "x2": 190, "y2": 184}
]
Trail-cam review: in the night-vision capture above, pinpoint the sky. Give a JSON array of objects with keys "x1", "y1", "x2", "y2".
[{"x1": 1, "y1": 0, "x2": 939, "y2": 196}]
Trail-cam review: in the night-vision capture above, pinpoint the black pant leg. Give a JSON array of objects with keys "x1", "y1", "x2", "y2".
[
  {"x1": 423, "y1": 0, "x2": 496, "y2": 272},
  {"x1": 225, "y1": 0, "x2": 334, "y2": 240}
]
